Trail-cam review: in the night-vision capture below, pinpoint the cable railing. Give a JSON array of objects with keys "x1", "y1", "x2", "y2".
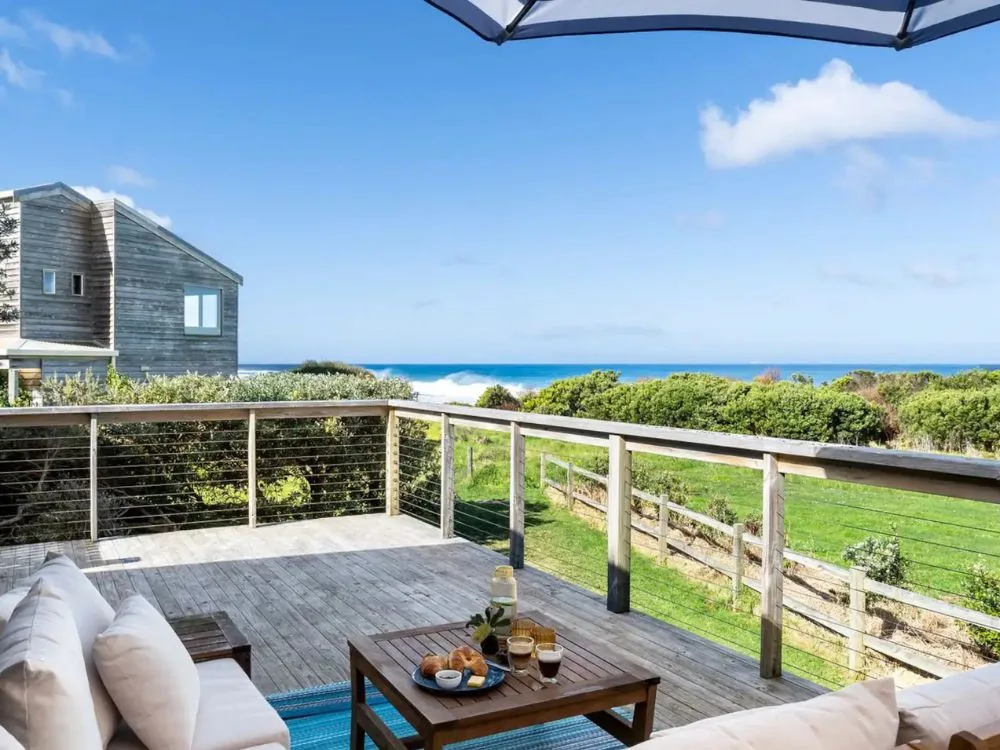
[{"x1": 2, "y1": 398, "x2": 1000, "y2": 689}]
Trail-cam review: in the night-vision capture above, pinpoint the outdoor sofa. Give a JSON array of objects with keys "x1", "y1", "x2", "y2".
[{"x1": 0, "y1": 553, "x2": 290, "y2": 750}]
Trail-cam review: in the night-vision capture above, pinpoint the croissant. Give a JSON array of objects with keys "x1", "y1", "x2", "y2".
[
  {"x1": 449, "y1": 646, "x2": 488, "y2": 677},
  {"x1": 420, "y1": 653, "x2": 448, "y2": 678}
]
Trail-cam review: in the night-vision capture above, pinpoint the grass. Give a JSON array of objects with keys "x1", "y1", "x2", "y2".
[{"x1": 412, "y1": 423, "x2": 1000, "y2": 687}]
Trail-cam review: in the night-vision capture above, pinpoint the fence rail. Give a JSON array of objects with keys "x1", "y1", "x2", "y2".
[{"x1": 2, "y1": 398, "x2": 1000, "y2": 683}]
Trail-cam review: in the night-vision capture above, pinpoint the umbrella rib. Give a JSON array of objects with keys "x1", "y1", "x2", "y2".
[
  {"x1": 894, "y1": 0, "x2": 918, "y2": 48},
  {"x1": 498, "y1": 0, "x2": 541, "y2": 44}
]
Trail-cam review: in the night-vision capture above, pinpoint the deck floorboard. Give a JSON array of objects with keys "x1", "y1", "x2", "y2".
[{"x1": 0, "y1": 514, "x2": 824, "y2": 731}]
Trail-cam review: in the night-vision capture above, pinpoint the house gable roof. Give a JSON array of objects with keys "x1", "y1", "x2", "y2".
[{"x1": 1, "y1": 182, "x2": 243, "y2": 286}]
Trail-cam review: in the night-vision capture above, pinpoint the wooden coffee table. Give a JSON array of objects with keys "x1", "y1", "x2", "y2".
[{"x1": 348, "y1": 613, "x2": 660, "y2": 749}]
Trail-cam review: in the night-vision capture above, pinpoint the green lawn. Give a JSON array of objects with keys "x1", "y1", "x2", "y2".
[{"x1": 410, "y1": 423, "x2": 1000, "y2": 687}]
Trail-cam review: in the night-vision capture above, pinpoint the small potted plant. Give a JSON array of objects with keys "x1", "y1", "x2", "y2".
[{"x1": 466, "y1": 605, "x2": 510, "y2": 657}]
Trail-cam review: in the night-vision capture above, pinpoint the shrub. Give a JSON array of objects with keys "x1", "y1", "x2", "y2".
[
  {"x1": 291, "y1": 360, "x2": 374, "y2": 379},
  {"x1": 842, "y1": 535, "x2": 907, "y2": 586},
  {"x1": 742, "y1": 511, "x2": 762, "y2": 536},
  {"x1": 898, "y1": 387, "x2": 1000, "y2": 451},
  {"x1": 722, "y1": 382, "x2": 885, "y2": 445},
  {"x1": 964, "y1": 563, "x2": 1000, "y2": 658},
  {"x1": 475, "y1": 385, "x2": 521, "y2": 411},
  {"x1": 5, "y1": 371, "x2": 433, "y2": 545},
  {"x1": 583, "y1": 454, "x2": 689, "y2": 517},
  {"x1": 706, "y1": 496, "x2": 737, "y2": 526},
  {"x1": 521, "y1": 370, "x2": 620, "y2": 417}
]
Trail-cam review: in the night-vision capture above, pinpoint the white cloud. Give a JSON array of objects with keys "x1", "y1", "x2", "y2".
[
  {"x1": 835, "y1": 145, "x2": 889, "y2": 208},
  {"x1": 72, "y1": 186, "x2": 172, "y2": 228},
  {"x1": 907, "y1": 263, "x2": 962, "y2": 288},
  {"x1": 819, "y1": 265, "x2": 885, "y2": 289},
  {"x1": 0, "y1": 48, "x2": 41, "y2": 89},
  {"x1": 700, "y1": 59, "x2": 995, "y2": 169},
  {"x1": 26, "y1": 13, "x2": 119, "y2": 59},
  {"x1": 0, "y1": 18, "x2": 24, "y2": 40},
  {"x1": 107, "y1": 165, "x2": 154, "y2": 187},
  {"x1": 54, "y1": 88, "x2": 73, "y2": 106},
  {"x1": 674, "y1": 210, "x2": 725, "y2": 230}
]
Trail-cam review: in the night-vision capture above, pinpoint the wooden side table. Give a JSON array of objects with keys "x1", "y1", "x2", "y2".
[{"x1": 168, "y1": 611, "x2": 252, "y2": 677}]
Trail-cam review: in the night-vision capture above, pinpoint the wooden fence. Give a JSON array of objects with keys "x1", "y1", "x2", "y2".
[{"x1": 540, "y1": 454, "x2": 1000, "y2": 679}]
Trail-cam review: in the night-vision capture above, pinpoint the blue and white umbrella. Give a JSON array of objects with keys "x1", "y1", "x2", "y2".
[{"x1": 424, "y1": 0, "x2": 1000, "y2": 48}]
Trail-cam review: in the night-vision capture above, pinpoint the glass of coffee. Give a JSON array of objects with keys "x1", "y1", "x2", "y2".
[
  {"x1": 507, "y1": 636, "x2": 534, "y2": 674},
  {"x1": 536, "y1": 643, "x2": 564, "y2": 684}
]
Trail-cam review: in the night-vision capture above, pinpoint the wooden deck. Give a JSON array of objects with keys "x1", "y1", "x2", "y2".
[{"x1": 0, "y1": 515, "x2": 824, "y2": 731}]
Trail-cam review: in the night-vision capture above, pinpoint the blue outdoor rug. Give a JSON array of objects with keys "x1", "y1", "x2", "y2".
[{"x1": 267, "y1": 681, "x2": 628, "y2": 749}]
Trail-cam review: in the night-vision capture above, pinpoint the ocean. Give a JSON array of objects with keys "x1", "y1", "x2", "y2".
[{"x1": 237, "y1": 363, "x2": 1000, "y2": 404}]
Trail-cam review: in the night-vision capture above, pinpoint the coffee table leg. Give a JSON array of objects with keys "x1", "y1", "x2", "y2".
[
  {"x1": 350, "y1": 654, "x2": 366, "y2": 750},
  {"x1": 630, "y1": 684, "x2": 658, "y2": 745}
]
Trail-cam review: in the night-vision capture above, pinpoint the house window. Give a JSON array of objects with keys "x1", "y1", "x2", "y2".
[
  {"x1": 42, "y1": 270, "x2": 56, "y2": 295},
  {"x1": 72, "y1": 273, "x2": 84, "y2": 297},
  {"x1": 184, "y1": 285, "x2": 222, "y2": 336}
]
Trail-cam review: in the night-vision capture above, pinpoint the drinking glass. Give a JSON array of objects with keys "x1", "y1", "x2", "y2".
[
  {"x1": 536, "y1": 643, "x2": 564, "y2": 684},
  {"x1": 507, "y1": 636, "x2": 534, "y2": 674}
]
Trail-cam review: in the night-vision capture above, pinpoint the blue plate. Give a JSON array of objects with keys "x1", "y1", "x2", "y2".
[{"x1": 410, "y1": 664, "x2": 506, "y2": 695}]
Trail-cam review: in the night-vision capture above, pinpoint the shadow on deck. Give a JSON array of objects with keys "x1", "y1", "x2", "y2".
[{"x1": 0, "y1": 514, "x2": 823, "y2": 731}]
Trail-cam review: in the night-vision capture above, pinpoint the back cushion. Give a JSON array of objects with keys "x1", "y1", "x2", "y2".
[
  {"x1": 0, "y1": 553, "x2": 119, "y2": 746},
  {"x1": 897, "y1": 664, "x2": 1000, "y2": 749},
  {"x1": 94, "y1": 595, "x2": 201, "y2": 750},
  {"x1": 637, "y1": 678, "x2": 899, "y2": 750},
  {"x1": 0, "y1": 580, "x2": 103, "y2": 749}
]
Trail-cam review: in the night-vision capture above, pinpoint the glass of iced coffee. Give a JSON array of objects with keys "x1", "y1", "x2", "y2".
[
  {"x1": 507, "y1": 636, "x2": 534, "y2": 674},
  {"x1": 536, "y1": 643, "x2": 564, "y2": 683}
]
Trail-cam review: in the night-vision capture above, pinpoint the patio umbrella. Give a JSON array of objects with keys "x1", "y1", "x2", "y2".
[{"x1": 424, "y1": 0, "x2": 1000, "y2": 48}]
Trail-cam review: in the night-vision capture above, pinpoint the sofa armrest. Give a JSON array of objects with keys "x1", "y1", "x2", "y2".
[{"x1": 950, "y1": 720, "x2": 1000, "y2": 750}]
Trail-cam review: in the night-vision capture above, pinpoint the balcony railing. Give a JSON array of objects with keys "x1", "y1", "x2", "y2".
[{"x1": 0, "y1": 398, "x2": 997, "y2": 688}]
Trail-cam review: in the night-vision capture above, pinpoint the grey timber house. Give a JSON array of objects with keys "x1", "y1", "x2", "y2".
[{"x1": 0, "y1": 183, "x2": 242, "y2": 395}]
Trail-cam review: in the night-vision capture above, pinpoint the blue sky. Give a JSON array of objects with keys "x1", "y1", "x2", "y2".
[{"x1": 2, "y1": 2, "x2": 999, "y2": 364}]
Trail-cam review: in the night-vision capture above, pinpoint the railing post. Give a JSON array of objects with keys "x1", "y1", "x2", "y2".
[
  {"x1": 466, "y1": 445, "x2": 474, "y2": 480},
  {"x1": 731, "y1": 522, "x2": 745, "y2": 608},
  {"x1": 89, "y1": 415, "x2": 98, "y2": 542},
  {"x1": 607, "y1": 434, "x2": 632, "y2": 614},
  {"x1": 761, "y1": 453, "x2": 785, "y2": 678},
  {"x1": 509, "y1": 422, "x2": 525, "y2": 569},
  {"x1": 440, "y1": 414, "x2": 454, "y2": 539},
  {"x1": 248, "y1": 410, "x2": 257, "y2": 529},
  {"x1": 658, "y1": 495, "x2": 670, "y2": 563},
  {"x1": 566, "y1": 461, "x2": 575, "y2": 509},
  {"x1": 385, "y1": 409, "x2": 399, "y2": 516},
  {"x1": 849, "y1": 566, "x2": 868, "y2": 679}
]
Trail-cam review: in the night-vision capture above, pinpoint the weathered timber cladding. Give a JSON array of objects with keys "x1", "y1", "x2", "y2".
[
  {"x1": 40, "y1": 357, "x2": 111, "y2": 379},
  {"x1": 18, "y1": 196, "x2": 96, "y2": 344},
  {"x1": 0, "y1": 200, "x2": 21, "y2": 336},
  {"x1": 112, "y1": 208, "x2": 238, "y2": 377},
  {"x1": 90, "y1": 203, "x2": 115, "y2": 347}
]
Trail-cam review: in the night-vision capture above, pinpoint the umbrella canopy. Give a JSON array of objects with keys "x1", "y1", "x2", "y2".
[{"x1": 425, "y1": 0, "x2": 1000, "y2": 48}]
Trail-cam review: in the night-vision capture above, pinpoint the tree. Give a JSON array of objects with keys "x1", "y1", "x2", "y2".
[
  {"x1": 0, "y1": 202, "x2": 19, "y2": 323},
  {"x1": 475, "y1": 384, "x2": 521, "y2": 411}
]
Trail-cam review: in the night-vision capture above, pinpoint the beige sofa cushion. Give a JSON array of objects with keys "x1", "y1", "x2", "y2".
[
  {"x1": 0, "y1": 580, "x2": 103, "y2": 749},
  {"x1": 0, "y1": 552, "x2": 120, "y2": 746},
  {"x1": 192, "y1": 659, "x2": 290, "y2": 750},
  {"x1": 637, "y1": 678, "x2": 898, "y2": 749},
  {"x1": 95, "y1": 594, "x2": 201, "y2": 750},
  {"x1": 897, "y1": 663, "x2": 1000, "y2": 749}
]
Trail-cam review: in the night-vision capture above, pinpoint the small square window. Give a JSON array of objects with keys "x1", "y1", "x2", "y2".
[
  {"x1": 72, "y1": 273, "x2": 84, "y2": 297},
  {"x1": 184, "y1": 285, "x2": 222, "y2": 336},
  {"x1": 42, "y1": 270, "x2": 56, "y2": 295}
]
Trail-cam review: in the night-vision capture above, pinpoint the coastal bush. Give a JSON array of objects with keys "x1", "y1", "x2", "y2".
[
  {"x1": 521, "y1": 370, "x2": 620, "y2": 417},
  {"x1": 707, "y1": 496, "x2": 738, "y2": 527},
  {"x1": 475, "y1": 384, "x2": 521, "y2": 411},
  {"x1": 964, "y1": 563, "x2": 1000, "y2": 658},
  {"x1": 742, "y1": 511, "x2": 762, "y2": 537},
  {"x1": 898, "y1": 387, "x2": 1000, "y2": 451},
  {"x1": 576, "y1": 373, "x2": 883, "y2": 445},
  {"x1": 2, "y1": 371, "x2": 433, "y2": 545},
  {"x1": 291, "y1": 360, "x2": 374, "y2": 379},
  {"x1": 842, "y1": 535, "x2": 907, "y2": 586}
]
